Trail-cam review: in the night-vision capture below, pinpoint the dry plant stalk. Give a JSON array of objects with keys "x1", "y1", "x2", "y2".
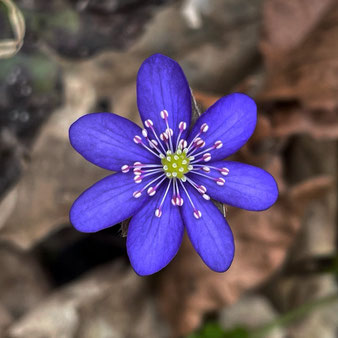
[{"x1": 0, "y1": 0, "x2": 25, "y2": 58}]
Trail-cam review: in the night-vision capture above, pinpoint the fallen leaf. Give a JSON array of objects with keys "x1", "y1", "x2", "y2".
[
  {"x1": 271, "y1": 107, "x2": 338, "y2": 140},
  {"x1": 260, "y1": 0, "x2": 334, "y2": 65},
  {"x1": 260, "y1": 2, "x2": 338, "y2": 110},
  {"x1": 157, "y1": 161, "x2": 334, "y2": 336}
]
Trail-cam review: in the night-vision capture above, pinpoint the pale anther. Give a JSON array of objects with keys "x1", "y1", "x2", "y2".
[
  {"x1": 133, "y1": 135, "x2": 142, "y2": 144},
  {"x1": 134, "y1": 176, "x2": 142, "y2": 183},
  {"x1": 193, "y1": 210, "x2": 202, "y2": 219},
  {"x1": 197, "y1": 185, "x2": 207, "y2": 194},
  {"x1": 155, "y1": 208, "x2": 162, "y2": 217},
  {"x1": 121, "y1": 165, "x2": 129, "y2": 173},
  {"x1": 145, "y1": 119, "x2": 153, "y2": 127},
  {"x1": 220, "y1": 168, "x2": 229, "y2": 176},
  {"x1": 180, "y1": 140, "x2": 188, "y2": 149},
  {"x1": 133, "y1": 191, "x2": 142, "y2": 198},
  {"x1": 160, "y1": 110, "x2": 168, "y2": 119},
  {"x1": 200, "y1": 123, "x2": 209, "y2": 133},
  {"x1": 214, "y1": 140, "x2": 223, "y2": 149},
  {"x1": 176, "y1": 196, "x2": 184, "y2": 206},
  {"x1": 179, "y1": 121, "x2": 187, "y2": 130},
  {"x1": 147, "y1": 187, "x2": 156, "y2": 196},
  {"x1": 202, "y1": 153, "x2": 211, "y2": 162}
]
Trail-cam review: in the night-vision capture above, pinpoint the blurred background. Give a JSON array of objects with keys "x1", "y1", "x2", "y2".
[{"x1": 0, "y1": 0, "x2": 337, "y2": 337}]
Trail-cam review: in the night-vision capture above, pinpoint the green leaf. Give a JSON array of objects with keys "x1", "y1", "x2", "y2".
[{"x1": 187, "y1": 322, "x2": 250, "y2": 338}]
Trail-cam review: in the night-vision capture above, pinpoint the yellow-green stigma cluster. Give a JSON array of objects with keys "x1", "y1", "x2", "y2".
[{"x1": 161, "y1": 149, "x2": 191, "y2": 179}]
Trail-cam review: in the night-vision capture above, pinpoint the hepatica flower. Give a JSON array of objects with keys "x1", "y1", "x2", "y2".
[{"x1": 69, "y1": 54, "x2": 278, "y2": 276}]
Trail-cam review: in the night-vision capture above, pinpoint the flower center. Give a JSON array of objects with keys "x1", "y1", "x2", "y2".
[
  {"x1": 161, "y1": 150, "x2": 190, "y2": 179},
  {"x1": 122, "y1": 109, "x2": 228, "y2": 219}
]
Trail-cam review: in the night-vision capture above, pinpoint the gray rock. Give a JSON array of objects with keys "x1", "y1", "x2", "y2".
[
  {"x1": 0, "y1": 74, "x2": 104, "y2": 249},
  {"x1": 0, "y1": 244, "x2": 50, "y2": 319},
  {"x1": 7, "y1": 261, "x2": 169, "y2": 338},
  {"x1": 219, "y1": 294, "x2": 285, "y2": 338}
]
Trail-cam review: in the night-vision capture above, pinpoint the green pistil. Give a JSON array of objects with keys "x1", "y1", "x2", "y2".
[{"x1": 161, "y1": 150, "x2": 190, "y2": 179}]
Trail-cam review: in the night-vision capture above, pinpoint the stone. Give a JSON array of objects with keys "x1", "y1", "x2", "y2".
[
  {"x1": 7, "y1": 261, "x2": 169, "y2": 338},
  {"x1": 219, "y1": 294, "x2": 285, "y2": 338}
]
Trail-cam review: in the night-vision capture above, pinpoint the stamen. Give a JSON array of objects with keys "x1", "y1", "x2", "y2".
[
  {"x1": 175, "y1": 180, "x2": 184, "y2": 207},
  {"x1": 220, "y1": 167, "x2": 229, "y2": 176},
  {"x1": 133, "y1": 135, "x2": 142, "y2": 144},
  {"x1": 187, "y1": 138, "x2": 206, "y2": 156},
  {"x1": 161, "y1": 109, "x2": 174, "y2": 152},
  {"x1": 155, "y1": 179, "x2": 172, "y2": 217},
  {"x1": 133, "y1": 174, "x2": 166, "y2": 199},
  {"x1": 133, "y1": 135, "x2": 163, "y2": 159},
  {"x1": 134, "y1": 168, "x2": 164, "y2": 176},
  {"x1": 121, "y1": 165, "x2": 130, "y2": 173},
  {"x1": 194, "y1": 165, "x2": 229, "y2": 176},
  {"x1": 185, "y1": 176, "x2": 209, "y2": 199},
  {"x1": 176, "y1": 121, "x2": 187, "y2": 150},
  {"x1": 160, "y1": 109, "x2": 168, "y2": 119},
  {"x1": 134, "y1": 176, "x2": 142, "y2": 183},
  {"x1": 186, "y1": 123, "x2": 209, "y2": 152},
  {"x1": 191, "y1": 153, "x2": 211, "y2": 163},
  {"x1": 134, "y1": 169, "x2": 164, "y2": 183},
  {"x1": 133, "y1": 191, "x2": 142, "y2": 198},
  {"x1": 144, "y1": 119, "x2": 153, "y2": 128},
  {"x1": 192, "y1": 140, "x2": 222, "y2": 158},
  {"x1": 147, "y1": 175, "x2": 167, "y2": 196},
  {"x1": 200, "y1": 123, "x2": 209, "y2": 133},
  {"x1": 178, "y1": 139, "x2": 188, "y2": 149},
  {"x1": 146, "y1": 137, "x2": 164, "y2": 156},
  {"x1": 132, "y1": 163, "x2": 162, "y2": 169},
  {"x1": 193, "y1": 210, "x2": 202, "y2": 219},
  {"x1": 190, "y1": 170, "x2": 225, "y2": 186},
  {"x1": 145, "y1": 119, "x2": 167, "y2": 153},
  {"x1": 179, "y1": 180, "x2": 202, "y2": 219},
  {"x1": 171, "y1": 178, "x2": 177, "y2": 205}
]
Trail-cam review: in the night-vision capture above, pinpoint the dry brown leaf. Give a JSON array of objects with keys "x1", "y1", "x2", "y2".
[
  {"x1": 271, "y1": 108, "x2": 338, "y2": 140},
  {"x1": 157, "y1": 168, "x2": 335, "y2": 336},
  {"x1": 260, "y1": 2, "x2": 338, "y2": 110},
  {"x1": 260, "y1": 0, "x2": 334, "y2": 65},
  {"x1": 193, "y1": 90, "x2": 219, "y2": 109},
  {"x1": 194, "y1": 90, "x2": 338, "y2": 142}
]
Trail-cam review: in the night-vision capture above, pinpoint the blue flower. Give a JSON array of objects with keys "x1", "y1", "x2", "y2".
[{"x1": 69, "y1": 54, "x2": 278, "y2": 276}]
